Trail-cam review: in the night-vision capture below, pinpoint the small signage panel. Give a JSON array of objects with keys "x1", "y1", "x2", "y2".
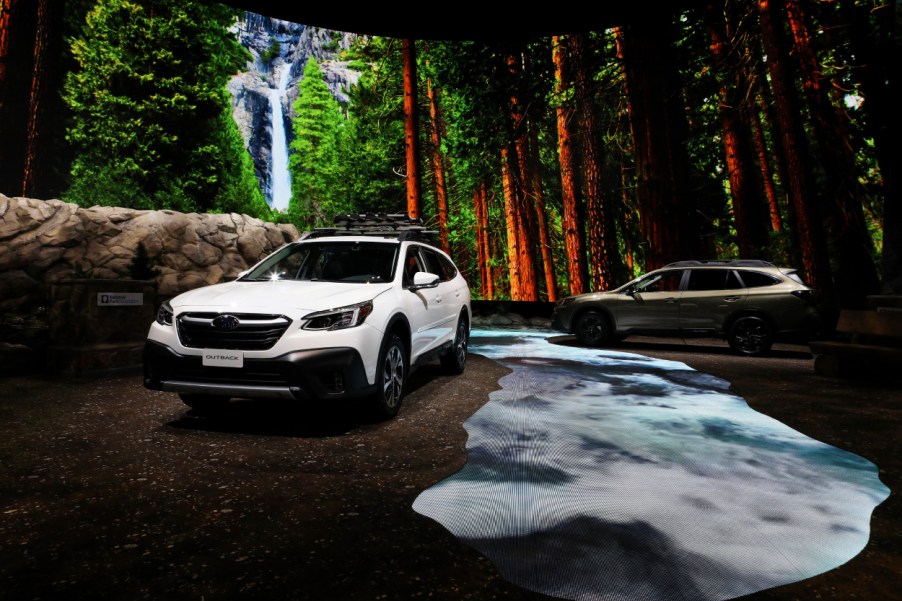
[
  {"x1": 202, "y1": 351, "x2": 244, "y2": 368},
  {"x1": 97, "y1": 292, "x2": 144, "y2": 306}
]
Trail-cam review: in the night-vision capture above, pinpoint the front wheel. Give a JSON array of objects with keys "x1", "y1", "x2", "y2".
[
  {"x1": 440, "y1": 316, "x2": 469, "y2": 374},
  {"x1": 575, "y1": 310, "x2": 613, "y2": 347},
  {"x1": 371, "y1": 333, "x2": 407, "y2": 419},
  {"x1": 728, "y1": 316, "x2": 773, "y2": 356}
]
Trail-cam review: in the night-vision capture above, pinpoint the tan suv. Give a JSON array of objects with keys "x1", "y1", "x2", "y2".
[{"x1": 551, "y1": 260, "x2": 822, "y2": 356}]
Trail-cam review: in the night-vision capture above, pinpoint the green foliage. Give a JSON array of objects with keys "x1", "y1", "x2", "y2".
[
  {"x1": 210, "y1": 102, "x2": 273, "y2": 218},
  {"x1": 338, "y1": 36, "x2": 408, "y2": 214},
  {"x1": 288, "y1": 56, "x2": 350, "y2": 228},
  {"x1": 260, "y1": 39, "x2": 281, "y2": 64},
  {"x1": 62, "y1": 0, "x2": 266, "y2": 218}
]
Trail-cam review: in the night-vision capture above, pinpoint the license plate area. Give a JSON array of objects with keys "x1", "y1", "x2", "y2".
[{"x1": 202, "y1": 350, "x2": 244, "y2": 368}]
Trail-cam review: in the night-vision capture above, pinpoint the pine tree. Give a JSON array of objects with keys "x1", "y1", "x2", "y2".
[
  {"x1": 62, "y1": 0, "x2": 260, "y2": 215},
  {"x1": 288, "y1": 56, "x2": 346, "y2": 227}
]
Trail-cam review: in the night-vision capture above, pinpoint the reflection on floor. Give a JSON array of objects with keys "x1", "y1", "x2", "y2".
[{"x1": 413, "y1": 329, "x2": 890, "y2": 601}]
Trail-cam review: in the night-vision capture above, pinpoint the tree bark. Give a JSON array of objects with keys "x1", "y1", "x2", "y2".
[
  {"x1": 615, "y1": 17, "x2": 705, "y2": 271},
  {"x1": 506, "y1": 51, "x2": 539, "y2": 300},
  {"x1": 749, "y1": 106, "x2": 783, "y2": 232},
  {"x1": 785, "y1": 0, "x2": 880, "y2": 308},
  {"x1": 529, "y1": 124, "x2": 557, "y2": 301},
  {"x1": 0, "y1": 0, "x2": 28, "y2": 194},
  {"x1": 402, "y1": 39, "x2": 422, "y2": 220},
  {"x1": 569, "y1": 34, "x2": 614, "y2": 290},
  {"x1": 473, "y1": 181, "x2": 492, "y2": 299},
  {"x1": 552, "y1": 35, "x2": 590, "y2": 295},
  {"x1": 758, "y1": 0, "x2": 836, "y2": 313},
  {"x1": 20, "y1": 0, "x2": 52, "y2": 197},
  {"x1": 426, "y1": 76, "x2": 450, "y2": 252},
  {"x1": 706, "y1": 0, "x2": 771, "y2": 259},
  {"x1": 501, "y1": 143, "x2": 522, "y2": 300}
]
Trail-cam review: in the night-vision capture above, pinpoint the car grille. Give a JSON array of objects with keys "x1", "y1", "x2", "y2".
[{"x1": 176, "y1": 312, "x2": 291, "y2": 350}]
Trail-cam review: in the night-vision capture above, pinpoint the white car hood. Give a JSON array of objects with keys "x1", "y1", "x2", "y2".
[{"x1": 170, "y1": 280, "x2": 392, "y2": 315}]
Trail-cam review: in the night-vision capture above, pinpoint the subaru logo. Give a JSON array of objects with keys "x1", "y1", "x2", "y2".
[{"x1": 212, "y1": 314, "x2": 240, "y2": 330}]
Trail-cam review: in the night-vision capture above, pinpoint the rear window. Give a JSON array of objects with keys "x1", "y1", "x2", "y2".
[
  {"x1": 686, "y1": 269, "x2": 743, "y2": 291},
  {"x1": 738, "y1": 270, "x2": 780, "y2": 288}
]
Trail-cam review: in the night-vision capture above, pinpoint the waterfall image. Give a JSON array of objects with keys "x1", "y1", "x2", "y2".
[{"x1": 269, "y1": 62, "x2": 292, "y2": 212}]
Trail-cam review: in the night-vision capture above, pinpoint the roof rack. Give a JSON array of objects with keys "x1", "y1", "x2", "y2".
[
  {"x1": 664, "y1": 260, "x2": 776, "y2": 268},
  {"x1": 301, "y1": 213, "x2": 442, "y2": 246}
]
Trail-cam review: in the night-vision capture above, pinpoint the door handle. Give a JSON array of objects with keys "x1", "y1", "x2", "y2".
[
  {"x1": 723, "y1": 296, "x2": 741, "y2": 302},
  {"x1": 665, "y1": 297, "x2": 678, "y2": 304}
]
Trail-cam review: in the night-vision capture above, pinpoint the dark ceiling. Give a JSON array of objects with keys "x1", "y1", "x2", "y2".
[{"x1": 214, "y1": 1, "x2": 703, "y2": 40}]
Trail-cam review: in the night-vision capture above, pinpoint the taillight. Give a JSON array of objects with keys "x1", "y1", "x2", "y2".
[{"x1": 791, "y1": 290, "x2": 816, "y2": 303}]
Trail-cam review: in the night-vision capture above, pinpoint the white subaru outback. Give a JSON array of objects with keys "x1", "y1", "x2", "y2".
[{"x1": 143, "y1": 214, "x2": 471, "y2": 418}]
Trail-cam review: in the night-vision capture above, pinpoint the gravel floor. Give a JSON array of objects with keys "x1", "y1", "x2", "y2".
[{"x1": 0, "y1": 333, "x2": 898, "y2": 601}]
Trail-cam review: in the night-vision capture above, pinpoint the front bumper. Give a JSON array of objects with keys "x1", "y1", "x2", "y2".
[{"x1": 143, "y1": 340, "x2": 376, "y2": 401}]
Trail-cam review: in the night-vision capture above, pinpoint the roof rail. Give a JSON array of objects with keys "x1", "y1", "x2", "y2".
[
  {"x1": 664, "y1": 259, "x2": 776, "y2": 268},
  {"x1": 301, "y1": 213, "x2": 442, "y2": 246}
]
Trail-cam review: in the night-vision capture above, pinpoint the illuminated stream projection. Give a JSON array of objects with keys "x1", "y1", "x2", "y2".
[{"x1": 413, "y1": 329, "x2": 890, "y2": 601}]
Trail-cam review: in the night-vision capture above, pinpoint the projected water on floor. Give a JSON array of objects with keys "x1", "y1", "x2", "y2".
[{"x1": 413, "y1": 329, "x2": 890, "y2": 601}]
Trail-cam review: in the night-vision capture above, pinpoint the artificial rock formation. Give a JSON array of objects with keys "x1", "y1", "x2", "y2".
[{"x1": 0, "y1": 194, "x2": 300, "y2": 313}]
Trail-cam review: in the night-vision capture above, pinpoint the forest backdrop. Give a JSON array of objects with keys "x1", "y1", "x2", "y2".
[{"x1": 0, "y1": 0, "x2": 898, "y2": 321}]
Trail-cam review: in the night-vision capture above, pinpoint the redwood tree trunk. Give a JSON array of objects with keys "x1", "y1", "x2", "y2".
[
  {"x1": 0, "y1": 0, "x2": 29, "y2": 194},
  {"x1": 706, "y1": 0, "x2": 771, "y2": 259},
  {"x1": 552, "y1": 35, "x2": 589, "y2": 295},
  {"x1": 402, "y1": 39, "x2": 422, "y2": 220},
  {"x1": 615, "y1": 17, "x2": 703, "y2": 270},
  {"x1": 529, "y1": 124, "x2": 557, "y2": 301},
  {"x1": 426, "y1": 77, "x2": 450, "y2": 252},
  {"x1": 786, "y1": 0, "x2": 880, "y2": 308},
  {"x1": 758, "y1": 0, "x2": 835, "y2": 313},
  {"x1": 501, "y1": 143, "x2": 522, "y2": 300},
  {"x1": 473, "y1": 181, "x2": 491, "y2": 299},
  {"x1": 506, "y1": 51, "x2": 539, "y2": 301},
  {"x1": 570, "y1": 34, "x2": 614, "y2": 290}
]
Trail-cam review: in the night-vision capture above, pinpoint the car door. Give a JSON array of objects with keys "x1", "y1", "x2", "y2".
[
  {"x1": 400, "y1": 245, "x2": 453, "y2": 359},
  {"x1": 419, "y1": 247, "x2": 460, "y2": 343},
  {"x1": 615, "y1": 270, "x2": 685, "y2": 332},
  {"x1": 678, "y1": 269, "x2": 747, "y2": 333}
]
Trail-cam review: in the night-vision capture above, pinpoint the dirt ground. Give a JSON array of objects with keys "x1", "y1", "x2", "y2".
[{"x1": 0, "y1": 334, "x2": 898, "y2": 601}]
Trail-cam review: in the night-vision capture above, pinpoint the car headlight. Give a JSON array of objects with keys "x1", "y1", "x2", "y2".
[
  {"x1": 302, "y1": 301, "x2": 374, "y2": 331},
  {"x1": 156, "y1": 300, "x2": 174, "y2": 326}
]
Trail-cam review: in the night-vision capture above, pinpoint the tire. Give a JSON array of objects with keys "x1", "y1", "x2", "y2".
[
  {"x1": 371, "y1": 333, "x2": 407, "y2": 419},
  {"x1": 178, "y1": 393, "x2": 229, "y2": 411},
  {"x1": 440, "y1": 315, "x2": 469, "y2": 375},
  {"x1": 728, "y1": 315, "x2": 773, "y2": 356},
  {"x1": 574, "y1": 310, "x2": 612, "y2": 347}
]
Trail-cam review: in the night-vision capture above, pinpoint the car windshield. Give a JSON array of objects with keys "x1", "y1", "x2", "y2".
[{"x1": 241, "y1": 241, "x2": 399, "y2": 283}]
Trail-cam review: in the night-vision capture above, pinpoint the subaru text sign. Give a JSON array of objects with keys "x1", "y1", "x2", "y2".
[{"x1": 97, "y1": 292, "x2": 143, "y2": 306}]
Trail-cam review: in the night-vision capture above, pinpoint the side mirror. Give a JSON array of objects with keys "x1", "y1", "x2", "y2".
[
  {"x1": 624, "y1": 285, "x2": 636, "y2": 297},
  {"x1": 410, "y1": 271, "x2": 440, "y2": 290}
]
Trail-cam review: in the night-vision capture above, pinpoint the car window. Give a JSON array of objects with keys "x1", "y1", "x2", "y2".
[
  {"x1": 402, "y1": 247, "x2": 427, "y2": 287},
  {"x1": 636, "y1": 270, "x2": 683, "y2": 293},
  {"x1": 685, "y1": 269, "x2": 742, "y2": 291},
  {"x1": 738, "y1": 270, "x2": 780, "y2": 288},
  {"x1": 421, "y1": 248, "x2": 457, "y2": 282}
]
